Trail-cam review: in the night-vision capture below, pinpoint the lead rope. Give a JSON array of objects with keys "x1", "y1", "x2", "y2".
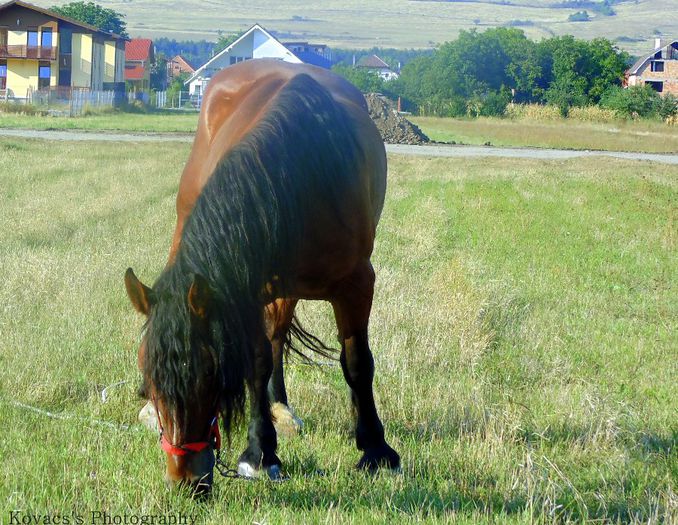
[{"x1": 214, "y1": 446, "x2": 241, "y2": 479}]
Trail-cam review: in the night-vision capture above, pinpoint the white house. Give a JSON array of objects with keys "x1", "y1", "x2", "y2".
[
  {"x1": 185, "y1": 24, "x2": 331, "y2": 98},
  {"x1": 355, "y1": 54, "x2": 399, "y2": 81}
]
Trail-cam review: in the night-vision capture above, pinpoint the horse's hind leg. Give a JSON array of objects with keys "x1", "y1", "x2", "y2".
[
  {"x1": 331, "y1": 261, "x2": 400, "y2": 471},
  {"x1": 265, "y1": 298, "x2": 303, "y2": 437}
]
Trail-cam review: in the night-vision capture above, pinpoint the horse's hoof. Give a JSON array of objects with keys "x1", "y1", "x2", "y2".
[
  {"x1": 357, "y1": 444, "x2": 401, "y2": 472},
  {"x1": 237, "y1": 462, "x2": 287, "y2": 481},
  {"x1": 138, "y1": 401, "x2": 158, "y2": 432},
  {"x1": 271, "y1": 402, "x2": 303, "y2": 438}
]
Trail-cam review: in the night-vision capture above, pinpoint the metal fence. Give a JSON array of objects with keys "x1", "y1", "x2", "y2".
[
  {"x1": 151, "y1": 90, "x2": 201, "y2": 110},
  {"x1": 1, "y1": 87, "x2": 201, "y2": 115},
  {"x1": 23, "y1": 87, "x2": 124, "y2": 116}
]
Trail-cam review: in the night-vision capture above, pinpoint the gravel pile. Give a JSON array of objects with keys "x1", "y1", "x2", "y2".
[{"x1": 364, "y1": 93, "x2": 429, "y2": 145}]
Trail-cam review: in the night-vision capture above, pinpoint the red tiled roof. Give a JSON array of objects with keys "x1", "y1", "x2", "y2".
[
  {"x1": 126, "y1": 39, "x2": 152, "y2": 61},
  {"x1": 171, "y1": 55, "x2": 195, "y2": 74},
  {"x1": 125, "y1": 64, "x2": 146, "y2": 80}
]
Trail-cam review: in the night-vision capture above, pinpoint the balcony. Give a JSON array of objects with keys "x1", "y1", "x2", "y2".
[{"x1": 0, "y1": 45, "x2": 57, "y2": 60}]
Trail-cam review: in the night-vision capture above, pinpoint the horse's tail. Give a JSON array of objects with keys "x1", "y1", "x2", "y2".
[{"x1": 283, "y1": 314, "x2": 338, "y2": 363}]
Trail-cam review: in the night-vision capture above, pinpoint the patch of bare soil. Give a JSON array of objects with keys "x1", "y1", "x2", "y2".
[{"x1": 364, "y1": 93, "x2": 429, "y2": 145}]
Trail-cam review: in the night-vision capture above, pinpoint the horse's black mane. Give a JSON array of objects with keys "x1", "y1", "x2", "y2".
[{"x1": 142, "y1": 73, "x2": 363, "y2": 435}]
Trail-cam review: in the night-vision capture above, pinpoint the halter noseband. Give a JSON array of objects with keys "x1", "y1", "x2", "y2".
[{"x1": 154, "y1": 399, "x2": 222, "y2": 456}]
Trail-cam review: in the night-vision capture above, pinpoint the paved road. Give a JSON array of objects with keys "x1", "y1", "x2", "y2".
[{"x1": 1, "y1": 128, "x2": 677, "y2": 165}]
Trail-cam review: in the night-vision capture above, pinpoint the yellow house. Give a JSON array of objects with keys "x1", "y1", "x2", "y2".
[{"x1": 0, "y1": 0, "x2": 126, "y2": 100}]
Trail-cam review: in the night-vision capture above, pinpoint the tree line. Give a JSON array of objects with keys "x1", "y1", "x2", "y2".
[
  {"x1": 47, "y1": 3, "x2": 676, "y2": 120},
  {"x1": 332, "y1": 28, "x2": 677, "y2": 120}
]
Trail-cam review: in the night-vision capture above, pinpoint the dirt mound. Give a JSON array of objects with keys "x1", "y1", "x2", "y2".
[{"x1": 364, "y1": 93, "x2": 429, "y2": 145}]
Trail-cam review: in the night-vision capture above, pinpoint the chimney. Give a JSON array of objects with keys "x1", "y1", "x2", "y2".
[{"x1": 654, "y1": 37, "x2": 662, "y2": 50}]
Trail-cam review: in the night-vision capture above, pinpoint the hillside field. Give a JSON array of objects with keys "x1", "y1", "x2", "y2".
[
  {"x1": 0, "y1": 138, "x2": 675, "y2": 523},
  {"x1": 36, "y1": 0, "x2": 678, "y2": 56}
]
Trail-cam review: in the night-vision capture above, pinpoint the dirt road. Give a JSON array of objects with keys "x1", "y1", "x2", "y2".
[{"x1": 1, "y1": 128, "x2": 677, "y2": 165}]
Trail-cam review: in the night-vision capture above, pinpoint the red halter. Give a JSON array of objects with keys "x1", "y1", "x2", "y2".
[{"x1": 154, "y1": 400, "x2": 222, "y2": 456}]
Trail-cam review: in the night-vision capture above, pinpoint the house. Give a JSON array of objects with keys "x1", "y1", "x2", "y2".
[
  {"x1": 185, "y1": 24, "x2": 331, "y2": 98},
  {"x1": 627, "y1": 38, "x2": 678, "y2": 96},
  {"x1": 167, "y1": 54, "x2": 194, "y2": 82},
  {"x1": 125, "y1": 38, "x2": 153, "y2": 91},
  {"x1": 0, "y1": 0, "x2": 125, "y2": 100},
  {"x1": 355, "y1": 54, "x2": 399, "y2": 81},
  {"x1": 282, "y1": 41, "x2": 332, "y2": 69}
]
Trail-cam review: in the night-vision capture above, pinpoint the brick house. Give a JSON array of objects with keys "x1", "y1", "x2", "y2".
[
  {"x1": 167, "y1": 54, "x2": 194, "y2": 82},
  {"x1": 627, "y1": 39, "x2": 678, "y2": 96}
]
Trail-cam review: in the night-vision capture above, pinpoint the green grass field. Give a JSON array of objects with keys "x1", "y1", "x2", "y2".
[
  {"x1": 35, "y1": 0, "x2": 678, "y2": 55},
  {"x1": 0, "y1": 111, "x2": 200, "y2": 133},
  {"x1": 3, "y1": 111, "x2": 678, "y2": 154},
  {"x1": 412, "y1": 116, "x2": 678, "y2": 154},
  {"x1": 0, "y1": 138, "x2": 676, "y2": 523}
]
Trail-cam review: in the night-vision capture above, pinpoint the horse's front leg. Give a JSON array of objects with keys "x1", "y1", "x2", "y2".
[
  {"x1": 237, "y1": 336, "x2": 283, "y2": 479},
  {"x1": 265, "y1": 298, "x2": 303, "y2": 438}
]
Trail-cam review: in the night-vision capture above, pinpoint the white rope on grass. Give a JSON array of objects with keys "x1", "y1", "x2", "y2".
[
  {"x1": 3, "y1": 379, "x2": 141, "y2": 433},
  {"x1": 100, "y1": 380, "x2": 130, "y2": 403},
  {"x1": 6, "y1": 400, "x2": 137, "y2": 431}
]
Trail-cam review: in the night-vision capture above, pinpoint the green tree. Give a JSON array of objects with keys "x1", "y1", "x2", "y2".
[
  {"x1": 331, "y1": 64, "x2": 385, "y2": 94},
  {"x1": 150, "y1": 53, "x2": 167, "y2": 90},
  {"x1": 585, "y1": 38, "x2": 629, "y2": 101},
  {"x1": 51, "y1": 1, "x2": 128, "y2": 37},
  {"x1": 213, "y1": 32, "x2": 241, "y2": 54}
]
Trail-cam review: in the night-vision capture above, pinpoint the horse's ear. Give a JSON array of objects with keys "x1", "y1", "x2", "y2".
[
  {"x1": 188, "y1": 273, "x2": 212, "y2": 319},
  {"x1": 125, "y1": 268, "x2": 154, "y2": 316}
]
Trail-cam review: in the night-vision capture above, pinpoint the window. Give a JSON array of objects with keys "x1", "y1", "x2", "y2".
[
  {"x1": 651, "y1": 61, "x2": 664, "y2": 72},
  {"x1": 41, "y1": 28, "x2": 52, "y2": 48},
  {"x1": 59, "y1": 28, "x2": 72, "y2": 54},
  {"x1": 645, "y1": 80, "x2": 664, "y2": 93},
  {"x1": 38, "y1": 61, "x2": 51, "y2": 89},
  {"x1": 0, "y1": 60, "x2": 6, "y2": 90},
  {"x1": 27, "y1": 29, "x2": 38, "y2": 47}
]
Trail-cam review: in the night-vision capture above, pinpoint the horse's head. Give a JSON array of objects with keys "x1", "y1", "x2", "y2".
[{"x1": 125, "y1": 268, "x2": 224, "y2": 495}]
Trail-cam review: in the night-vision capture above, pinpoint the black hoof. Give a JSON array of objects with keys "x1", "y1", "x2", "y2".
[{"x1": 357, "y1": 443, "x2": 400, "y2": 472}]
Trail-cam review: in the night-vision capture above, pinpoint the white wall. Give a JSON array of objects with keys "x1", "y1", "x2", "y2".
[
  {"x1": 187, "y1": 27, "x2": 304, "y2": 96},
  {"x1": 253, "y1": 31, "x2": 300, "y2": 62}
]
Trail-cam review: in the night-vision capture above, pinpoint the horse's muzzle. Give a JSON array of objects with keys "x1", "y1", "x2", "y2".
[{"x1": 165, "y1": 447, "x2": 215, "y2": 497}]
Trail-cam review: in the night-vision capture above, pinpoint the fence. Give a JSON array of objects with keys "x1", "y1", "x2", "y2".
[
  {"x1": 1, "y1": 86, "x2": 201, "y2": 114},
  {"x1": 150, "y1": 90, "x2": 201, "y2": 110},
  {"x1": 24, "y1": 87, "x2": 124, "y2": 116}
]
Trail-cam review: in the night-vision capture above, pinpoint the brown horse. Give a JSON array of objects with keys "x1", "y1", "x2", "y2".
[{"x1": 124, "y1": 59, "x2": 399, "y2": 494}]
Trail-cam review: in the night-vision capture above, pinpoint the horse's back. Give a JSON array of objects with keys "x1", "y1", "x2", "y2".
[{"x1": 174, "y1": 60, "x2": 386, "y2": 297}]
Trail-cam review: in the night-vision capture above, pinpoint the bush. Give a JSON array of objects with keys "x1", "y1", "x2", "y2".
[
  {"x1": 479, "y1": 91, "x2": 511, "y2": 117},
  {"x1": 567, "y1": 105, "x2": 618, "y2": 122},
  {"x1": 505, "y1": 103, "x2": 563, "y2": 121},
  {"x1": 599, "y1": 85, "x2": 661, "y2": 118},
  {"x1": 0, "y1": 102, "x2": 48, "y2": 115},
  {"x1": 544, "y1": 76, "x2": 588, "y2": 117},
  {"x1": 568, "y1": 11, "x2": 591, "y2": 22},
  {"x1": 656, "y1": 94, "x2": 678, "y2": 121},
  {"x1": 416, "y1": 96, "x2": 467, "y2": 117}
]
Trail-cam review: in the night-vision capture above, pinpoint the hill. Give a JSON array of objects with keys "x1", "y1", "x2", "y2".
[{"x1": 38, "y1": 0, "x2": 677, "y2": 57}]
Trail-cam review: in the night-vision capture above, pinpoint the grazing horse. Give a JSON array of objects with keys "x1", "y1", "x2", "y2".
[{"x1": 124, "y1": 59, "x2": 399, "y2": 493}]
